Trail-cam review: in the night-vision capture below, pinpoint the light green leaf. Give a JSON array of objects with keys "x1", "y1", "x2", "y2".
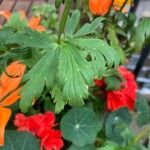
[
  {"x1": 66, "y1": 10, "x2": 80, "y2": 37},
  {"x1": 128, "y1": 144, "x2": 147, "y2": 150},
  {"x1": 97, "y1": 141, "x2": 120, "y2": 150},
  {"x1": 61, "y1": 107, "x2": 101, "y2": 147},
  {"x1": 51, "y1": 85, "x2": 65, "y2": 113},
  {"x1": 0, "y1": 27, "x2": 14, "y2": 51},
  {"x1": 74, "y1": 17, "x2": 104, "y2": 37},
  {"x1": 58, "y1": 43, "x2": 95, "y2": 106},
  {"x1": 68, "y1": 144, "x2": 96, "y2": 150},
  {"x1": 132, "y1": 18, "x2": 150, "y2": 51},
  {"x1": 105, "y1": 108, "x2": 132, "y2": 145},
  {"x1": 6, "y1": 28, "x2": 53, "y2": 49},
  {"x1": 108, "y1": 26, "x2": 125, "y2": 64},
  {"x1": 5, "y1": 12, "x2": 27, "y2": 30},
  {"x1": 69, "y1": 38, "x2": 119, "y2": 77},
  {"x1": 136, "y1": 94, "x2": 150, "y2": 127},
  {"x1": 0, "y1": 130, "x2": 40, "y2": 150},
  {"x1": 20, "y1": 49, "x2": 59, "y2": 112}
]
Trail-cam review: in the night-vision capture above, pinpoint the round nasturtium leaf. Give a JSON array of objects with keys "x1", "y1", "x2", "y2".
[
  {"x1": 105, "y1": 107, "x2": 132, "y2": 144},
  {"x1": 60, "y1": 107, "x2": 101, "y2": 147}
]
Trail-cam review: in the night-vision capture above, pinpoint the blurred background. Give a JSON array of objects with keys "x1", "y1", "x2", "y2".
[{"x1": 0, "y1": 0, "x2": 149, "y2": 100}]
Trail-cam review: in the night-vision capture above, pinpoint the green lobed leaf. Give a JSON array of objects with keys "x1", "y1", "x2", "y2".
[
  {"x1": 20, "y1": 49, "x2": 59, "y2": 112},
  {"x1": 58, "y1": 43, "x2": 95, "y2": 106},
  {"x1": 6, "y1": 28, "x2": 53, "y2": 49},
  {"x1": 73, "y1": 17, "x2": 104, "y2": 37},
  {"x1": 0, "y1": 27, "x2": 15, "y2": 52},
  {"x1": 69, "y1": 38, "x2": 120, "y2": 77},
  {"x1": 51, "y1": 84, "x2": 65, "y2": 113},
  {"x1": 61, "y1": 107, "x2": 101, "y2": 147},
  {"x1": 0, "y1": 130, "x2": 40, "y2": 150},
  {"x1": 105, "y1": 108, "x2": 132, "y2": 145},
  {"x1": 66, "y1": 10, "x2": 80, "y2": 37},
  {"x1": 136, "y1": 94, "x2": 150, "y2": 127},
  {"x1": 68, "y1": 144, "x2": 96, "y2": 150}
]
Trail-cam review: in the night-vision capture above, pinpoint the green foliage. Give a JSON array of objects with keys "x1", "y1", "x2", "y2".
[
  {"x1": 128, "y1": 144, "x2": 147, "y2": 150},
  {"x1": 6, "y1": 28, "x2": 53, "y2": 49},
  {"x1": 51, "y1": 84, "x2": 65, "y2": 113},
  {"x1": 55, "y1": 0, "x2": 62, "y2": 8},
  {"x1": 132, "y1": 18, "x2": 150, "y2": 51},
  {"x1": 0, "y1": 131, "x2": 39, "y2": 150},
  {"x1": 105, "y1": 108, "x2": 132, "y2": 145},
  {"x1": 97, "y1": 141, "x2": 120, "y2": 150},
  {"x1": 60, "y1": 107, "x2": 101, "y2": 147},
  {"x1": 73, "y1": 17, "x2": 104, "y2": 37},
  {"x1": 0, "y1": 27, "x2": 14, "y2": 53},
  {"x1": 32, "y1": 3, "x2": 58, "y2": 30},
  {"x1": 65, "y1": 10, "x2": 80, "y2": 37},
  {"x1": 136, "y1": 94, "x2": 150, "y2": 127},
  {"x1": 5, "y1": 12, "x2": 27, "y2": 30},
  {"x1": 13, "y1": 11, "x2": 119, "y2": 112},
  {"x1": 68, "y1": 144, "x2": 96, "y2": 150},
  {"x1": 20, "y1": 49, "x2": 59, "y2": 112},
  {"x1": 58, "y1": 43, "x2": 95, "y2": 106},
  {"x1": 108, "y1": 26, "x2": 125, "y2": 64},
  {"x1": 104, "y1": 70, "x2": 123, "y2": 90}
]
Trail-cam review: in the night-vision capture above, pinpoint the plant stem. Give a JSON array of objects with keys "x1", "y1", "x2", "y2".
[
  {"x1": 77, "y1": 0, "x2": 80, "y2": 9},
  {"x1": 134, "y1": 127, "x2": 150, "y2": 143},
  {"x1": 58, "y1": 0, "x2": 72, "y2": 39},
  {"x1": 120, "y1": 0, "x2": 128, "y2": 12}
]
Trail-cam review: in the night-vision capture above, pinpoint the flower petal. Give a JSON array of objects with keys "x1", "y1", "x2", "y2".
[
  {"x1": 0, "y1": 107, "x2": 11, "y2": 146},
  {"x1": 0, "y1": 61, "x2": 26, "y2": 101}
]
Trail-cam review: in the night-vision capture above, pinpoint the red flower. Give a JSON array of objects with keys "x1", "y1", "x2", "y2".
[
  {"x1": 107, "y1": 66, "x2": 137, "y2": 111},
  {"x1": 95, "y1": 66, "x2": 137, "y2": 111},
  {"x1": 14, "y1": 112, "x2": 64, "y2": 150}
]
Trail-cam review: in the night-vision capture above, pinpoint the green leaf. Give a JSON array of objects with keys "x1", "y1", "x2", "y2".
[
  {"x1": 6, "y1": 28, "x2": 53, "y2": 49},
  {"x1": 132, "y1": 18, "x2": 150, "y2": 51},
  {"x1": 108, "y1": 26, "x2": 125, "y2": 64},
  {"x1": 58, "y1": 43, "x2": 95, "y2": 106},
  {"x1": 97, "y1": 141, "x2": 120, "y2": 150},
  {"x1": 0, "y1": 130, "x2": 39, "y2": 150},
  {"x1": 74, "y1": 17, "x2": 104, "y2": 37},
  {"x1": 0, "y1": 27, "x2": 14, "y2": 52},
  {"x1": 66, "y1": 10, "x2": 80, "y2": 37},
  {"x1": 20, "y1": 49, "x2": 59, "y2": 112},
  {"x1": 68, "y1": 144, "x2": 96, "y2": 150},
  {"x1": 51, "y1": 85, "x2": 65, "y2": 113},
  {"x1": 55, "y1": 0, "x2": 62, "y2": 8},
  {"x1": 105, "y1": 108, "x2": 132, "y2": 145},
  {"x1": 69, "y1": 38, "x2": 119, "y2": 77},
  {"x1": 104, "y1": 70, "x2": 123, "y2": 90},
  {"x1": 61, "y1": 107, "x2": 101, "y2": 147},
  {"x1": 136, "y1": 95, "x2": 150, "y2": 127},
  {"x1": 128, "y1": 144, "x2": 147, "y2": 150},
  {"x1": 5, "y1": 12, "x2": 27, "y2": 30}
]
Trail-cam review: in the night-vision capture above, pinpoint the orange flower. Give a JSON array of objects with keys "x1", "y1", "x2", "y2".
[
  {"x1": 89, "y1": 0, "x2": 113, "y2": 16},
  {"x1": 0, "y1": 11, "x2": 11, "y2": 20},
  {"x1": 0, "y1": 10, "x2": 45, "y2": 32},
  {"x1": 0, "y1": 61, "x2": 26, "y2": 146},
  {"x1": 113, "y1": 0, "x2": 132, "y2": 11},
  {"x1": 28, "y1": 17, "x2": 45, "y2": 32}
]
